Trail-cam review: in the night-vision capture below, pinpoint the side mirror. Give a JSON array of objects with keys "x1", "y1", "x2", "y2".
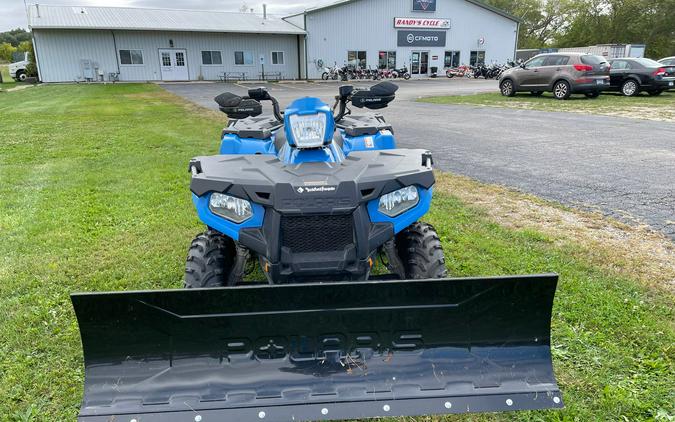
[
  {"x1": 339, "y1": 85, "x2": 354, "y2": 99},
  {"x1": 520, "y1": 63, "x2": 527, "y2": 69},
  {"x1": 214, "y1": 92, "x2": 262, "y2": 119},
  {"x1": 248, "y1": 87, "x2": 271, "y2": 101},
  {"x1": 350, "y1": 81, "x2": 398, "y2": 110}
]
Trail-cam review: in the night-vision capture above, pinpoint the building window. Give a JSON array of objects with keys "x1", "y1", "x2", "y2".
[
  {"x1": 347, "y1": 51, "x2": 367, "y2": 69},
  {"x1": 469, "y1": 51, "x2": 485, "y2": 66},
  {"x1": 271, "y1": 51, "x2": 285, "y2": 65},
  {"x1": 119, "y1": 49, "x2": 143, "y2": 65},
  {"x1": 161, "y1": 52, "x2": 171, "y2": 66},
  {"x1": 234, "y1": 51, "x2": 254, "y2": 66},
  {"x1": 201, "y1": 51, "x2": 222, "y2": 65},
  {"x1": 444, "y1": 51, "x2": 460, "y2": 68},
  {"x1": 378, "y1": 51, "x2": 396, "y2": 69},
  {"x1": 175, "y1": 51, "x2": 185, "y2": 67}
]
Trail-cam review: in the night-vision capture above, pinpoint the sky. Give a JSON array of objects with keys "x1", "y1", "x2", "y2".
[{"x1": 0, "y1": 0, "x2": 335, "y2": 32}]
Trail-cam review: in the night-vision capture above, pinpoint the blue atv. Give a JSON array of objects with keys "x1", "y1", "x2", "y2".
[
  {"x1": 69, "y1": 82, "x2": 562, "y2": 422},
  {"x1": 186, "y1": 82, "x2": 446, "y2": 286}
]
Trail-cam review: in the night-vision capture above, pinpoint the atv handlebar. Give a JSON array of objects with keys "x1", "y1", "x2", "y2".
[{"x1": 215, "y1": 82, "x2": 398, "y2": 123}]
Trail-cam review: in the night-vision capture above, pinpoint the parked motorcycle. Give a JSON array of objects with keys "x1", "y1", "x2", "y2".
[
  {"x1": 321, "y1": 63, "x2": 340, "y2": 80},
  {"x1": 445, "y1": 65, "x2": 472, "y2": 78},
  {"x1": 392, "y1": 66, "x2": 411, "y2": 80}
]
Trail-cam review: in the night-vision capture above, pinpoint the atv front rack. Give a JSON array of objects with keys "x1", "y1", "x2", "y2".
[{"x1": 72, "y1": 274, "x2": 563, "y2": 421}]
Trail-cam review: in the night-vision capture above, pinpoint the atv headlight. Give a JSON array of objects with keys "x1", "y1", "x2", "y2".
[
  {"x1": 288, "y1": 113, "x2": 327, "y2": 149},
  {"x1": 209, "y1": 193, "x2": 253, "y2": 223},
  {"x1": 378, "y1": 186, "x2": 419, "y2": 217}
]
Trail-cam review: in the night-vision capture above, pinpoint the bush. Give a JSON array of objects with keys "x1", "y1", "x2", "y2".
[
  {"x1": 0, "y1": 42, "x2": 17, "y2": 62},
  {"x1": 21, "y1": 41, "x2": 38, "y2": 78}
]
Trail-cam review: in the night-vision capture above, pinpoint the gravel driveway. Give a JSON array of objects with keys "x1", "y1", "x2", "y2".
[{"x1": 162, "y1": 79, "x2": 675, "y2": 239}]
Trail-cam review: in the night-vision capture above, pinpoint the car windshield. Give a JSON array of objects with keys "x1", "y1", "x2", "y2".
[
  {"x1": 633, "y1": 58, "x2": 663, "y2": 67},
  {"x1": 580, "y1": 55, "x2": 607, "y2": 65}
]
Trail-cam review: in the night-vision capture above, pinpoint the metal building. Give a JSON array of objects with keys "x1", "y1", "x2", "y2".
[
  {"x1": 291, "y1": 0, "x2": 520, "y2": 79},
  {"x1": 27, "y1": 0, "x2": 518, "y2": 82},
  {"x1": 28, "y1": 4, "x2": 305, "y2": 82}
]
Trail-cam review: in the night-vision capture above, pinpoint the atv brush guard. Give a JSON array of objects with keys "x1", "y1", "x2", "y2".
[{"x1": 72, "y1": 82, "x2": 563, "y2": 421}]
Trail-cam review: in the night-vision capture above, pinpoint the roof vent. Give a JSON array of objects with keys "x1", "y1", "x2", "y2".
[{"x1": 72, "y1": 7, "x2": 87, "y2": 14}]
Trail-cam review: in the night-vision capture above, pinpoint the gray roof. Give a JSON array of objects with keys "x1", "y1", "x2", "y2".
[
  {"x1": 27, "y1": 4, "x2": 306, "y2": 34},
  {"x1": 304, "y1": 0, "x2": 519, "y2": 22}
]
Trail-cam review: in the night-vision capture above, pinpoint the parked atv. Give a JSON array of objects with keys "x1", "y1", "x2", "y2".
[{"x1": 71, "y1": 82, "x2": 562, "y2": 422}]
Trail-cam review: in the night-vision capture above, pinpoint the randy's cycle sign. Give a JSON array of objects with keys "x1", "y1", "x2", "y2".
[
  {"x1": 413, "y1": 0, "x2": 436, "y2": 11},
  {"x1": 397, "y1": 30, "x2": 447, "y2": 47},
  {"x1": 394, "y1": 17, "x2": 450, "y2": 29}
]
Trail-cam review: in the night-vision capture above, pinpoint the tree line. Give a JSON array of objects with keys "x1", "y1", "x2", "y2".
[
  {"x1": 486, "y1": 0, "x2": 675, "y2": 59},
  {"x1": 0, "y1": 28, "x2": 32, "y2": 62}
]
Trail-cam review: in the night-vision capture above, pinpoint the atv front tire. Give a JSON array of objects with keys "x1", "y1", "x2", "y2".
[
  {"x1": 396, "y1": 222, "x2": 447, "y2": 279},
  {"x1": 185, "y1": 230, "x2": 235, "y2": 288}
]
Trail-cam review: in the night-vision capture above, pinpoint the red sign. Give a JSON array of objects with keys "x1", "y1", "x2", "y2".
[{"x1": 394, "y1": 17, "x2": 451, "y2": 29}]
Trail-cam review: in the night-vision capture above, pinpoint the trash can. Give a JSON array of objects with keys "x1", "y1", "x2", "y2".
[{"x1": 430, "y1": 66, "x2": 438, "y2": 78}]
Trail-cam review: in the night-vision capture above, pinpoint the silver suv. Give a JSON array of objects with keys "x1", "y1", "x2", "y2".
[{"x1": 499, "y1": 53, "x2": 611, "y2": 100}]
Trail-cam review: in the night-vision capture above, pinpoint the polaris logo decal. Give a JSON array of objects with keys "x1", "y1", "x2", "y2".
[{"x1": 296, "y1": 185, "x2": 337, "y2": 194}]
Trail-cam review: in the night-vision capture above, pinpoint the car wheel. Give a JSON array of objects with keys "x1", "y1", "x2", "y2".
[
  {"x1": 16, "y1": 71, "x2": 27, "y2": 82},
  {"x1": 500, "y1": 79, "x2": 516, "y2": 97},
  {"x1": 647, "y1": 90, "x2": 663, "y2": 96},
  {"x1": 621, "y1": 79, "x2": 640, "y2": 96},
  {"x1": 530, "y1": 91, "x2": 544, "y2": 96},
  {"x1": 553, "y1": 80, "x2": 571, "y2": 100},
  {"x1": 585, "y1": 91, "x2": 600, "y2": 98}
]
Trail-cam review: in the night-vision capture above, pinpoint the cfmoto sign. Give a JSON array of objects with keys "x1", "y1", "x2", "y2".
[{"x1": 397, "y1": 30, "x2": 446, "y2": 47}]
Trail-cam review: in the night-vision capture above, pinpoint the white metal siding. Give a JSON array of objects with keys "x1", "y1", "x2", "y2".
[
  {"x1": 305, "y1": 0, "x2": 517, "y2": 78},
  {"x1": 33, "y1": 29, "x2": 300, "y2": 82},
  {"x1": 28, "y1": 5, "x2": 305, "y2": 35}
]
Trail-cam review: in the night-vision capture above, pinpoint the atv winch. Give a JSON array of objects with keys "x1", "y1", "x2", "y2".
[{"x1": 72, "y1": 82, "x2": 563, "y2": 421}]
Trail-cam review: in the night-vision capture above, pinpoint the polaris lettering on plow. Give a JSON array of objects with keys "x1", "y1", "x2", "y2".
[{"x1": 397, "y1": 30, "x2": 447, "y2": 47}]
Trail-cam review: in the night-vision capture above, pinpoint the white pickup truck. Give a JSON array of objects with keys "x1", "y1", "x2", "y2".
[{"x1": 9, "y1": 52, "x2": 30, "y2": 81}]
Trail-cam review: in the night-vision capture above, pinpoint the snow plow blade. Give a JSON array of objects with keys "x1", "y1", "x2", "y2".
[{"x1": 72, "y1": 274, "x2": 563, "y2": 421}]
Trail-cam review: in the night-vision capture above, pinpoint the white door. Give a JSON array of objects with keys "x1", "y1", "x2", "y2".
[{"x1": 159, "y1": 49, "x2": 189, "y2": 81}]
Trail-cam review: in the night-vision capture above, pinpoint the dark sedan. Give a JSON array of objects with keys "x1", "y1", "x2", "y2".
[{"x1": 608, "y1": 58, "x2": 675, "y2": 96}]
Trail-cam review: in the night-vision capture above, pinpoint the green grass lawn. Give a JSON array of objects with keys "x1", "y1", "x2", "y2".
[
  {"x1": 420, "y1": 91, "x2": 675, "y2": 122},
  {"x1": 0, "y1": 84, "x2": 673, "y2": 421}
]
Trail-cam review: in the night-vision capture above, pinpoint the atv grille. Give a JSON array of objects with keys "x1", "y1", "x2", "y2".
[{"x1": 281, "y1": 214, "x2": 354, "y2": 253}]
